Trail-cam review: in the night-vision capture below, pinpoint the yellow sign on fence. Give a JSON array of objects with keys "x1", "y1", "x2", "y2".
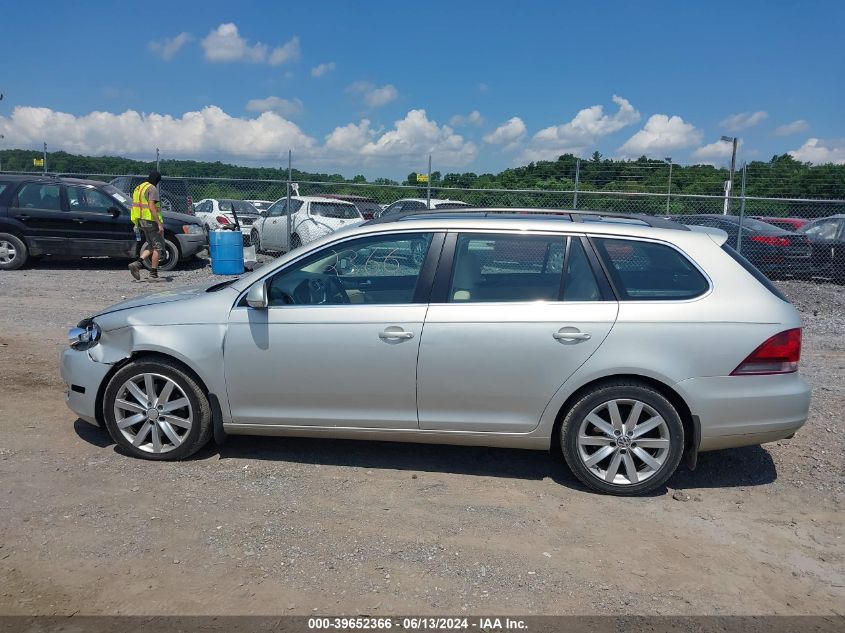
[
  {"x1": 416, "y1": 173, "x2": 428, "y2": 183},
  {"x1": 33, "y1": 158, "x2": 44, "y2": 167}
]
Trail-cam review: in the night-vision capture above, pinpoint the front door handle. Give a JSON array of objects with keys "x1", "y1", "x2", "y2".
[
  {"x1": 73, "y1": 217, "x2": 86, "y2": 224},
  {"x1": 16, "y1": 214, "x2": 31, "y2": 221},
  {"x1": 379, "y1": 328, "x2": 414, "y2": 340},
  {"x1": 554, "y1": 328, "x2": 592, "y2": 342}
]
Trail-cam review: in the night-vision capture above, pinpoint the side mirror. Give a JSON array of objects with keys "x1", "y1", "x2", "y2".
[{"x1": 246, "y1": 280, "x2": 269, "y2": 309}]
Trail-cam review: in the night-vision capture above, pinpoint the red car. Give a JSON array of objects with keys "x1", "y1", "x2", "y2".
[{"x1": 751, "y1": 216, "x2": 809, "y2": 232}]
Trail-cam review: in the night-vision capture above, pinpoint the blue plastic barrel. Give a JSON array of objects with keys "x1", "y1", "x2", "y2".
[{"x1": 209, "y1": 230, "x2": 244, "y2": 275}]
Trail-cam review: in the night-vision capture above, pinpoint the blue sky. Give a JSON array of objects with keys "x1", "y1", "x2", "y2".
[{"x1": 1, "y1": 0, "x2": 843, "y2": 177}]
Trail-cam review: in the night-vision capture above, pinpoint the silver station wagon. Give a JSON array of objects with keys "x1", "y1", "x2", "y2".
[{"x1": 61, "y1": 210, "x2": 810, "y2": 495}]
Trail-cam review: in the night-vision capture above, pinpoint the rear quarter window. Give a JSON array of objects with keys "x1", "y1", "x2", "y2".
[
  {"x1": 593, "y1": 237, "x2": 709, "y2": 301},
  {"x1": 720, "y1": 244, "x2": 789, "y2": 302}
]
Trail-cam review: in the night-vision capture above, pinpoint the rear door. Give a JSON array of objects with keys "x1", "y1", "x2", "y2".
[
  {"x1": 7, "y1": 182, "x2": 70, "y2": 254},
  {"x1": 417, "y1": 232, "x2": 618, "y2": 433},
  {"x1": 64, "y1": 184, "x2": 135, "y2": 256},
  {"x1": 802, "y1": 218, "x2": 843, "y2": 274}
]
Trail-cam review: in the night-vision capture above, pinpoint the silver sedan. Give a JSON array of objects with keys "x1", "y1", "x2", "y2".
[{"x1": 61, "y1": 212, "x2": 810, "y2": 495}]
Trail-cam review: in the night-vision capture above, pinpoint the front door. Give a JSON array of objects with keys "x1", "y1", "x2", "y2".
[
  {"x1": 8, "y1": 182, "x2": 69, "y2": 254},
  {"x1": 64, "y1": 185, "x2": 135, "y2": 256},
  {"x1": 417, "y1": 232, "x2": 618, "y2": 433},
  {"x1": 224, "y1": 231, "x2": 441, "y2": 428}
]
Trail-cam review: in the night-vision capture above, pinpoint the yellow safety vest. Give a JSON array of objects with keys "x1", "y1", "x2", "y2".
[{"x1": 130, "y1": 182, "x2": 162, "y2": 224}]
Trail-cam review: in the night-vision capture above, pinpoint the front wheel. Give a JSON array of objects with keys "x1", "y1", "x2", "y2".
[
  {"x1": 102, "y1": 358, "x2": 213, "y2": 460},
  {"x1": 140, "y1": 237, "x2": 180, "y2": 271},
  {"x1": 560, "y1": 381, "x2": 684, "y2": 495},
  {"x1": 0, "y1": 233, "x2": 28, "y2": 270}
]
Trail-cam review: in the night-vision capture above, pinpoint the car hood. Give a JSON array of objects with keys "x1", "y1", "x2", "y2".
[
  {"x1": 164, "y1": 210, "x2": 201, "y2": 224},
  {"x1": 95, "y1": 280, "x2": 235, "y2": 317}
]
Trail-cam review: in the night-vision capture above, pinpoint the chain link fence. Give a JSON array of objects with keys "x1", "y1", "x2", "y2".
[{"x1": 14, "y1": 170, "x2": 845, "y2": 284}]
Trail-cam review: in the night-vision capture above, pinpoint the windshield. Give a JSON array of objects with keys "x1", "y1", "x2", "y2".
[
  {"x1": 355, "y1": 201, "x2": 382, "y2": 216},
  {"x1": 102, "y1": 184, "x2": 130, "y2": 207},
  {"x1": 220, "y1": 200, "x2": 259, "y2": 215},
  {"x1": 249, "y1": 201, "x2": 271, "y2": 212},
  {"x1": 310, "y1": 202, "x2": 360, "y2": 219}
]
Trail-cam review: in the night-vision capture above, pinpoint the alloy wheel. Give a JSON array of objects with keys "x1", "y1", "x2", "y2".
[
  {"x1": 576, "y1": 398, "x2": 671, "y2": 486},
  {"x1": 113, "y1": 373, "x2": 193, "y2": 454},
  {"x1": 0, "y1": 240, "x2": 16, "y2": 264}
]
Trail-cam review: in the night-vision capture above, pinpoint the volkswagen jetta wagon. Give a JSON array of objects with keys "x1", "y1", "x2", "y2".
[{"x1": 61, "y1": 210, "x2": 810, "y2": 495}]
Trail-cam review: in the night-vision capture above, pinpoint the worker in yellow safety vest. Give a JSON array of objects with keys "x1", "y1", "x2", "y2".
[{"x1": 128, "y1": 171, "x2": 165, "y2": 280}]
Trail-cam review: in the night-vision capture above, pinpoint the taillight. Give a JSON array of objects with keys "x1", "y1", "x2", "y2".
[
  {"x1": 751, "y1": 235, "x2": 790, "y2": 247},
  {"x1": 215, "y1": 215, "x2": 230, "y2": 225},
  {"x1": 187, "y1": 196, "x2": 194, "y2": 214},
  {"x1": 731, "y1": 328, "x2": 801, "y2": 375}
]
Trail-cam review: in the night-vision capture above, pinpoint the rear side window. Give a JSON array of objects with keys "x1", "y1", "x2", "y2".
[
  {"x1": 721, "y1": 244, "x2": 788, "y2": 302},
  {"x1": 16, "y1": 183, "x2": 62, "y2": 211},
  {"x1": 593, "y1": 238, "x2": 709, "y2": 300},
  {"x1": 449, "y1": 233, "x2": 565, "y2": 303}
]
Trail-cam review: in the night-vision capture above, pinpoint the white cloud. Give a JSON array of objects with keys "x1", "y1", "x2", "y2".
[
  {"x1": 201, "y1": 23, "x2": 298, "y2": 65},
  {"x1": 617, "y1": 114, "x2": 703, "y2": 158},
  {"x1": 788, "y1": 138, "x2": 845, "y2": 164},
  {"x1": 0, "y1": 105, "x2": 315, "y2": 160},
  {"x1": 245, "y1": 96, "x2": 303, "y2": 118},
  {"x1": 324, "y1": 109, "x2": 476, "y2": 167},
  {"x1": 449, "y1": 110, "x2": 483, "y2": 127},
  {"x1": 268, "y1": 37, "x2": 301, "y2": 66},
  {"x1": 483, "y1": 117, "x2": 526, "y2": 150},
  {"x1": 347, "y1": 81, "x2": 398, "y2": 107},
  {"x1": 692, "y1": 138, "x2": 744, "y2": 165},
  {"x1": 520, "y1": 95, "x2": 640, "y2": 162},
  {"x1": 478, "y1": 83, "x2": 489, "y2": 93},
  {"x1": 0, "y1": 105, "x2": 476, "y2": 169},
  {"x1": 774, "y1": 119, "x2": 810, "y2": 136},
  {"x1": 311, "y1": 62, "x2": 336, "y2": 77},
  {"x1": 719, "y1": 110, "x2": 768, "y2": 132},
  {"x1": 148, "y1": 32, "x2": 192, "y2": 60}
]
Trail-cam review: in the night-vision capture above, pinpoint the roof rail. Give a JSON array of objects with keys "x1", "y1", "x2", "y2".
[{"x1": 365, "y1": 208, "x2": 688, "y2": 231}]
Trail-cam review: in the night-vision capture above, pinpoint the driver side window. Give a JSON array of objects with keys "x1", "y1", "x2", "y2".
[{"x1": 267, "y1": 232, "x2": 435, "y2": 307}]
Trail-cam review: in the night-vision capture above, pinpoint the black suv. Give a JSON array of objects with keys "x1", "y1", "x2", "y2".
[
  {"x1": 0, "y1": 175, "x2": 206, "y2": 271},
  {"x1": 109, "y1": 176, "x2": 195, "y2": 216}
]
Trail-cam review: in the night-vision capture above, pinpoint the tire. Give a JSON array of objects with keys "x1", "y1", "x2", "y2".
[
  {"x1": 251, "y1": 230, "x2": 261, "y2": 253},
  {"x1": 559, "y1": 380, "x2": 684, "y2": 496},
  {"x1": 0, "y1": 233, "x2": 28, "y2": 271},
  {"x1": 290, "y1": 233, "x2": 302, "y2": 250},
  {"x1": 140, "y1": 237, "x2": 180, "y2": 271},
  {"x1": 102, "y1": 358, "x2": 213, "y2": 461}
]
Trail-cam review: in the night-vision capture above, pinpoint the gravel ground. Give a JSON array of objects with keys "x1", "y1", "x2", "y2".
[{"x1": 0, "y1": 255, "x2": 842, "y2": 616}]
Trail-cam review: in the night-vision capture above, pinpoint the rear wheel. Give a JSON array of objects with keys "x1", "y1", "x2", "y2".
[
  {"x1": 290, "y1": 233, "x2": 302, "y2": 250},
  {"x1": 560, "y1": 381, "x2": 684, "y2": 495},
  {"x1": 251, "y1": 230, "x2": 261, "y2": 253},
  {"x1": 102, "y1": 358, "x2": 213, "y2": 461},
  {"x1": 0, "y1": 233, "x2": 28, "y2": 270}
]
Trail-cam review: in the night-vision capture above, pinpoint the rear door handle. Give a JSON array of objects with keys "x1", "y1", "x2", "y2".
[
  {"x1": 16, "y1": 214, "x2": 30, "y2": 221},
  {"x1": 379, "y1": 328, "x2": 414, "y2": 340},
  {"x1": 73, "y1": 218, "x2": 87, "y2": 224},
  {"x1": 554, "y1": 328, "x2": 592, "y2": 342}
]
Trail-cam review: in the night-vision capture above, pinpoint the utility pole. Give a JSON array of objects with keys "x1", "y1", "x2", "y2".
[
  {"x1": 736, "y1": 163, "x2": 748, "y2": 254},
  {"x1": 573, "y1": 158, "x2": 580, "y2": 209},
  {"x1": 665, "y1": 157, "x2": 673, "y2": 214},
  {"x1": 156, "y1": 148, "x2": 160, "y2": 172},
  {"x1": 426, "y1": 154, "x2": 432, "y2": 209},
  {"x1": 43, "y1": 142, "x2": 47, "y2": 175},
  {"x1": 721, "y1": 135, "x2": 738, "y2": 214},
  {"x1": 0, "y1": 134, "x2": 4, "y2": 172}
]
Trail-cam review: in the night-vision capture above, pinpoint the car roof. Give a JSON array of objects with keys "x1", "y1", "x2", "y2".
[
  {"x1": 289, "y1": 195, "x2": 357, "y2": 205},
  {"x1": 317, "y1": 193, "x2": 378, "y2": 202},
  {"x1": 396, "y1": 197, "x2": 469, "y2": 204}
]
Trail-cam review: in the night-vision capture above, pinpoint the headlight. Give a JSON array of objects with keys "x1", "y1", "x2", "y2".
[
  {"x1": 182, "y1": 224, "x2": 204, "y2": 235},
  {"x1": 68, "y1": 318, "x2": 101, "y2": 350}
]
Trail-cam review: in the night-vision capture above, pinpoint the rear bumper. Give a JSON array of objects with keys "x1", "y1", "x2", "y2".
[
  {"x1": 60, "y1": 348, "x2": 114, "y2": 425},
  {"x1": 675, "y1": 373, "x2": 810, "y2": 451},
  {"x1": 176, "y1": 233, "x2": 207, "y2": 257}
]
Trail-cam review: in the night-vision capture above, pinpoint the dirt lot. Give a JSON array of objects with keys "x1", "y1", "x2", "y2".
[{"x1": 0, "y1": 256, "x2": 843, "y2": 616}]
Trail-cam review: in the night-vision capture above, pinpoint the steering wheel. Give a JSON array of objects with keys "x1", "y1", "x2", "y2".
[{"x1": 303, "y1": 276, "x2": 349, "y2": 305}]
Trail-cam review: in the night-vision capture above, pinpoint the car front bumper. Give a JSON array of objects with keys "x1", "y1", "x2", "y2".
[
  {"x1": 675, "y1": 372, "x2": 811, "y2": 451},
  {"x1": 60, "y1": 348, "x2": 114, "y2": 425},
  {"x1": 176, "y1": 233, "x2": 207, "y2": 257}
]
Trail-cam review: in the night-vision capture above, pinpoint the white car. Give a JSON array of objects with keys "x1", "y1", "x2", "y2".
[
  {"x1": 376, "y1": 198, "x2": 470, "y2": 219},
  {"x1": 245, "y1": 199, "x2": 273, "y2": 214},
  {"x1": 250, "y1": 196, "x2": 364, "y2": 253},
  {"x1": 194, "y1": 198, "x2": 261, "y2": 244}
]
